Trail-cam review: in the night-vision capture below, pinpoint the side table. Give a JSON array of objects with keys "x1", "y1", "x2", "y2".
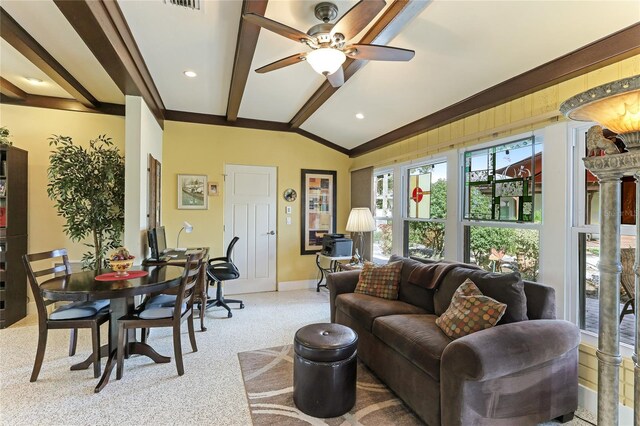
[{"x1": 315, "y1": 253, "x2": 352, "y2": 292}]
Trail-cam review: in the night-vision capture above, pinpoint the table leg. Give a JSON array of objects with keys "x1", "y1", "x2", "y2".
[
  {"x1": 316, "y1": 254, "x2": 324, "y2": 292},
  {"x1": 70, "y1": 344, "x2": 109, "y2": 370},
  {"x1": 93, "y1": 297, "x2": 171, "y2": 392},
  {"x1": 198, "y1": 266, "x2": 207, "y2": 331}
]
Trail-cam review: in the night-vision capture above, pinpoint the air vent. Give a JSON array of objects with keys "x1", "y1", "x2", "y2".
[{"x1": 164, "y1": 0, "x2": 200, "y2": 10}]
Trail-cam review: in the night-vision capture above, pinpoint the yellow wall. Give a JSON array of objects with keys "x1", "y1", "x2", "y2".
[
  {"x1": 0, "y1": 104, "x2": 125, "y2": 260},
  {"x1": 349, "y1": 54, "x2": 640, "y2": 405},
  {"x1": 352, "y1": 55, "x2": 640, "y2": 171},
  {"x1": 162, "y1": 121, "x2": 351, "y2": 284}
]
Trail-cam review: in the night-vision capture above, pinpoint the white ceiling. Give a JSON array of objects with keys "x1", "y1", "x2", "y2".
[{"x1": 1, "y1": 0, "x2": 639, "y2": 151}]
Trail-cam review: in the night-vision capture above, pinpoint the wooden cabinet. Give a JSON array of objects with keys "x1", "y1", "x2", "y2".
[{"x1": 0, "y1": 146, "x2": 28, "y2": 328}]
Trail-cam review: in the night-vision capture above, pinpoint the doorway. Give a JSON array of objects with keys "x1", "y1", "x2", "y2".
[{"x1": 224, "y1": 164, "x2": 277, "y2": 293}]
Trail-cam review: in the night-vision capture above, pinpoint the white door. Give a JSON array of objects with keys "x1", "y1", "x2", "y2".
[{"x1": 224, "y1": 164, "x2": 277, "y2": 293}]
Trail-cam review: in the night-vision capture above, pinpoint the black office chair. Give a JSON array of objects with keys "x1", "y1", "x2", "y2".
[{"x1": 206, "y1": 237, "x2": 244, "y2": 318}]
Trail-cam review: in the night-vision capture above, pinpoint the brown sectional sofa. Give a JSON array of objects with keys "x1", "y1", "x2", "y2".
[{"x1": 327, "y1": 255, "x2": 579, "y2": 426}]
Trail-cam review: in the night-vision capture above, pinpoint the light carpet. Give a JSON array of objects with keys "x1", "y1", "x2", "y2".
[
  {"x1": 238, "y1": 345, "x2": 595, "y2": 426},
  {"x1": 1, "y1": 288, "x2": 595, "y2": 426}
]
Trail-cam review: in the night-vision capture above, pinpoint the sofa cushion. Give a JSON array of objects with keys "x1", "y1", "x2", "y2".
[
  {"x1": 372, "y1": 314, "x2": 450, "y2": 382},
  {"x1": 355, "y1": 260, "x2": 403, "y2": 300},
  {"x1": 390, "y1": 255, "x2": 436, "y2": 313},
  {"x1": 435, "y1": 279, "x2": 506, "y2": 339},
  {"x1": 335, "y1": 293, "x2": 427, "y2": 331},
  {"x1": 434, "y1": 268, "x2": 528, "y2": 324}
]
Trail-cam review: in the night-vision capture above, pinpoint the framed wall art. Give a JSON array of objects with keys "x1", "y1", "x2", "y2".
[
  {"x1": 208, "y1": 181, "x2": 219, "y2": 196},
  {"x1": 300, "y1": 169, "x2": 336, "y2": 255},
  {"x1": 177, "y1": 174, "x2": 207, "y2": 209}
]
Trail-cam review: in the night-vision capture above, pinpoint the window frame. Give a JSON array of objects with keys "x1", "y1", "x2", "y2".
[
  {"x1": 568, "y1": 122, "x2": 636, "y2": 354},
  {"x1": 402, "y1": 160, "x2": 448, "y2": 259}
]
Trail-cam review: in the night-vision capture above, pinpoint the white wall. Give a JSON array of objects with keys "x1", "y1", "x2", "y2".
[
  {"x1": 124, "y1": 96, "x2": 163, "y2": 260},
  {"x1": 539, "y1": 121, "x2": 572, "y2": 319}
]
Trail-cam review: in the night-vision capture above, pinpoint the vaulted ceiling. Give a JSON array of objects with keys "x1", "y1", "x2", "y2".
[{"x1": 1, "y1": 0, "x2": 639, "y2": 157}]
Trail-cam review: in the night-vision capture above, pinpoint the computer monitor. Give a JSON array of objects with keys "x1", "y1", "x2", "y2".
[{"x1": 148, "y1": 226, "x2": 168, "y2": 260}]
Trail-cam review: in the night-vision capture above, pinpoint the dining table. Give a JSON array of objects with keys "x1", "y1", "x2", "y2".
[{"x1": 40, "y1": 264, "x2": 184, "y2": 393}]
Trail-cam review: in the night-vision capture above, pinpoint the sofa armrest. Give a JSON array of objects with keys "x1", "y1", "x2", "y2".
[
  {"x1": 327, "y1": 270, "x2": 361, "y2": 322},
  {"x1": 441, "y1": 319, "x2": 579, "y2": 381}
]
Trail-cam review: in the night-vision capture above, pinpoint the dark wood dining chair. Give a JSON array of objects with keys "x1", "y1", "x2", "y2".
[
  {"x1": 116, "y1": 251, "x2": 204, "y2": 379},
  {"x1": 22, "y1": 249, "x2": 109, "y2": 381}
]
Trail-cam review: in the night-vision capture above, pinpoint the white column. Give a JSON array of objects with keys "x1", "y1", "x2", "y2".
[{"x1": 124, "y1": 96, "x2": 163, "y2": 261}]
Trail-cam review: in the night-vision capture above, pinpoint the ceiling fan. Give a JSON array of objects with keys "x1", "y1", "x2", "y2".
[{"x1": 243, "y1": 0, "x2": 415, "y2": 88}]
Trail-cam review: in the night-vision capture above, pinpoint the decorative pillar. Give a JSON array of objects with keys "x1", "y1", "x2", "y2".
[
  {"x1": 561, "y1": 75, "x2": 640, "y2": 425},
  {"x1": 593, "y1": 173, "x2": 623, "y2": 425},
  {"x1": 635, "y1": 172, "x2": 640, "y2": 426}
]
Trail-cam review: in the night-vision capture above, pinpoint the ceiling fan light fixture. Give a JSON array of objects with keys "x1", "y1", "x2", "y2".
[{"x1": 306, "y1": 48, "x2": 346, "y2": 75}]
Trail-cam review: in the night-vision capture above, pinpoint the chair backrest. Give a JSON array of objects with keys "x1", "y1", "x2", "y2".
[
  {"x1": 22, "y1": 249, "x2": 72, "y2": 320},
  {"x1": 620, "y1": 247, "x2": 636, "y2": 299},
  {"x1": 225, "y1": 237, "x2": 240, "y2": 263},
  {"x1": 173, "y1": 251, "x2": 205, "y2": 318}
]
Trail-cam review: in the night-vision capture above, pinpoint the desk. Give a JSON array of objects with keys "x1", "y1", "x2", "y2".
[
  {"x1": 143, "y1": 247, "x2": 209, "y2": 331},
  {"x1": 41, "y1": 264, "x2": 183, "y2": 393},
  {"x1": 315, "y1": 253, "x2": 352, "y2": 292}
]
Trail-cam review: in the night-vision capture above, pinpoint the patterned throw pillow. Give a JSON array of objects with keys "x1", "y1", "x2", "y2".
[
  {"x1": 435, "y1": 278, "x2": 507, "y2": 339},
  {"x1": 354, "y1": 261, "x2": 403, "y2": 300}
]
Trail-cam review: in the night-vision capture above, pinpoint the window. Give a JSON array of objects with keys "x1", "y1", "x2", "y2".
[
  {"x1": 573, "y1": 124, "x2": 634, "y2": 345},
  {"x1": 463, "y1": 137, "x2": 542, "y2": 281},
  {"x1": 464, "y1": 137, "x2": 541, "y2": 223},
  {"x1": 373, "y1": 170, "x2": 393, "y2": 263},
  {"x1": 404, "y1": 161, "x2": 447, "y2": 259},
  {"x1": 578, "y1": 233, "x2": 635, "y2": 346}
]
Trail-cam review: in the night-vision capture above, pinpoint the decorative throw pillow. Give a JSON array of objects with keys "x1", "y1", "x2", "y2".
[
  {"x1": 354, "y1": 260, "x2": 403, "y2": 300},
  {"x1": 436, "y1": 279, "x2": 507, "y2": 339}
]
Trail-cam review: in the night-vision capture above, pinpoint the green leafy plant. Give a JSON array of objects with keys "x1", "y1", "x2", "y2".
[
  {"x1": 47, "y1": 134, "x2": 125, "y2": 269},
  {"x1": 0, "y1": 126, "x2": 13, "y2": 146}
]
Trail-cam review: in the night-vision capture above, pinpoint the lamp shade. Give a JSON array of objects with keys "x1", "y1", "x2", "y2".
[
  {"x1": 345, "y1": 208, "x2": 376, "y2": 232},
  {"x1": 306, "y1": 48, "x2": 346, "y2": 75},
  {"x1": 560, "y1": 75, "x2": 640, "y2": 148},
  {"x1": 183, "y1": 221, "x2": 193, "y2": 233}
]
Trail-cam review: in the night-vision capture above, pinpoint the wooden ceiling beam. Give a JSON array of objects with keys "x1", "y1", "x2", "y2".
[
  {"x1": 0, "y1": 93, "x2": 124, "y2": 116},
  {"x1": 349, "y1": 22, "x2": 640, "y2": 157},
  {"x1": 0, "y1": 77, "x2": 27, "y2": 100},
  {"x1": 226, "y1": 0, "x2": 269, "y2": 122},
  {"x1": 165, "y1": 109, "x2": 349, "y2": 154},
  {"x1": 54, "y1": 0, "x2": 165, "y2": 128},
  {"x1": 289, "y1": 0, "x2": 428, "y2": 129},
  {"x1": 0, "y1": 7, "x2": 98, "y2": 108}
]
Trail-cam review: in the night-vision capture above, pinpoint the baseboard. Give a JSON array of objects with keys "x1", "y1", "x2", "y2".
[
  {"x1": 578, "y1": 384, "x2": 633, "y2": 423},
  {"x1": 277, "y1": 280, "x2": 317, "y2": 291}
]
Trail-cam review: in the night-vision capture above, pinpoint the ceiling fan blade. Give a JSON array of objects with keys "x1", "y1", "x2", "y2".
[
  {"x1": 330, "y1": 0, "x2": 386, "y2": 41},
  {"x1": 255, "y1": 53, "x2": 307, "y2": 74},
  {"x1": 346, "y1": 44, "x2": 415, "y2": 61},
  {"x1": 326, "y1": 66, "x2": 345, "y2": 88},
  {"x1": 243, "y1": 13, "x2": 312, "y2": 44}
]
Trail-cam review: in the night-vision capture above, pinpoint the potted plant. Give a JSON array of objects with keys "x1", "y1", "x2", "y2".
[
  {"x1": 0, "y1": 126, "x2": 13, "y2": 146},
  {"x1": 47, "y1": 134, "x2": 125, "y2": 269}
]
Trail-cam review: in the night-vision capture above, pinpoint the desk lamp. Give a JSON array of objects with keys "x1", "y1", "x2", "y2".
[
  {"x1": 176, "y1": 221, "x2": 193, "y2": 251},
  {"x1": 345, "y1": 208, "x2": 376, "y2": 264}
]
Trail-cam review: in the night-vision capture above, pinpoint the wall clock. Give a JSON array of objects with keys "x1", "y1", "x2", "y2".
[{"x1": 283, "y1": 188, "x2": 297, "y2": 202}]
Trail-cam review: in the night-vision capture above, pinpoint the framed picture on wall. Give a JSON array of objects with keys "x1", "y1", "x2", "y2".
[
  {"x1": 177, "y1": 174, "x2": 208, "y2": 209},
  {"x1": 301, "y1": 169, "x2": 337, "y2": 255}
]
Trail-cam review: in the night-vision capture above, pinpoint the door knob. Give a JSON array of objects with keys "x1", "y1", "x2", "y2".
[{"x1": 268, "y1": 230, "x2": 276, "y2": 235}]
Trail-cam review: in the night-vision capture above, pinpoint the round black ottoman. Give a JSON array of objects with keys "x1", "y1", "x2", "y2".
[{"x1": 293, "y1": 323, "x2": 358, "y2": 418}]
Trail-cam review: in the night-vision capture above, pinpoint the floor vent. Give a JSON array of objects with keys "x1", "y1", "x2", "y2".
[{"x1": 164, "y1": 0, "x2": 200, "y2": 10}]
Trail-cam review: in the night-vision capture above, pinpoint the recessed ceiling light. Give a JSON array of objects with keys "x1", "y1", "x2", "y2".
[
  {"x1": 183, "y1": 70, "x2": 197, "y2": 78},
  {"x1": 355, "y1": 113, "x2": 365, "y2": 119},
  {"x1": 25, "y1": 77, "x2": 44, "y2": 85}
]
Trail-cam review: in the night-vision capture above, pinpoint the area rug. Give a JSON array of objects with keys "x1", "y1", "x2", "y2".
[
  {"x1": 238, "y1": 345, "x2": 596, "y2": 426},
  {"x1": 238, "y1": 344, "x2": 422, "y2": 425}
]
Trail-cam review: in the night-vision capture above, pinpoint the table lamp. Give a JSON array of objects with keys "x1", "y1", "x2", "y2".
[
  {"x1": 345, "y1": 208, "x2": 376, "y2": 263},
  {"x1": 176, "y1": 221, "x2": 193, "y2": 251}
]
